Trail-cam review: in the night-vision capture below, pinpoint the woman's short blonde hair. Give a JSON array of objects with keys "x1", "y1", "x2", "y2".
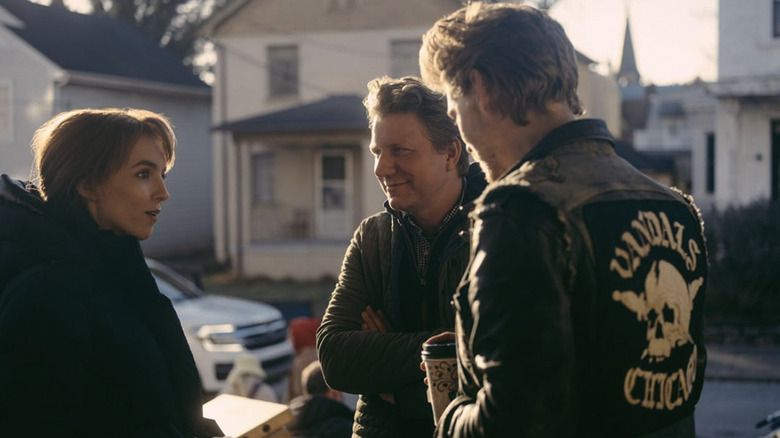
[{"x1": 30, "y1": 108, "x2": 175, "y2": 210}]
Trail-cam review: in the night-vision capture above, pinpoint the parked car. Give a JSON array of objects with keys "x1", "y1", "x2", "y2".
[{"x1": 146, "y1": 258, "x2": 294, "y2": 395}]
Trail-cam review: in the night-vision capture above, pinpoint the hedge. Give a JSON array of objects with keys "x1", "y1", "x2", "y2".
[{"x1": 702, "y1": 199, "x2": 780, "y2": 325}]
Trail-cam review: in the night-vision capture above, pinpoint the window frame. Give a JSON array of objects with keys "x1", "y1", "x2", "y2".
[
  {"x1": 267, "y1": 45, "x2": 299, "y2": 98},
  {"x1": 705, "y1": 132, "x2": 715, "y2": 194},
  {"x1": 251, "y1": 152, "x2": 276, "y2": 204}
]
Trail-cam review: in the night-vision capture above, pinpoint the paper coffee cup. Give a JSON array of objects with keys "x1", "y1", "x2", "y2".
[{"x1": 422, "y1": 341, "x2": 457, "y2": 425}]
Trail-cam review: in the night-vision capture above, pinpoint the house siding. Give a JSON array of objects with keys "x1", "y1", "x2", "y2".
[
  {"x1": 0, "y1": 24, "x2": 57, "y2": 180},
  {"x1": 577, "y1": 63, "x2": 622, "y2": 136},
  {"x1": 717, "y1": 101, "x2": 780, "y2": 204},
  {"x1": 713, "y1": 0, "x2": 780, "y2": 208},
  {"x1": 56, "y1": 85, "x2": 213, "y2": 256},
  {"x1": 216, "y1": 28, "x2": 431, "y2": 121},
  {"x1": 719, "y1": 0, "x2": 780, "y2": 79},
  {"x1": 1, "y1": 3, "x2": 214, "y2": 258}
]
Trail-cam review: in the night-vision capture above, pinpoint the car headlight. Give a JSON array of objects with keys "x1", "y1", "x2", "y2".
[{"x1": 196, "y1": 324, "x2": 245, "y2": 352}]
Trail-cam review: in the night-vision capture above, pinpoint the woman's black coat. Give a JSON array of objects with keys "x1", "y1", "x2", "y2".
[{"x1": 0, "y1": 175, "x2": 207, "y2": 438}]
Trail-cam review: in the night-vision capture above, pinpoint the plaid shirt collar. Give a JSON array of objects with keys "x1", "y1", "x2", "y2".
[{"x1": 402, "y1": 177, "x2": 467, "y2": 284}]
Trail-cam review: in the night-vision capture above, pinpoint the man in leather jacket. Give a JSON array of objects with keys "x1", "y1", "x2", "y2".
[
  {"x1": 419, "y1": 3, "x2": 708, "y2": 437},
  {"x1": 317, "y1": 76, "x2": 486, "y2": 437}
]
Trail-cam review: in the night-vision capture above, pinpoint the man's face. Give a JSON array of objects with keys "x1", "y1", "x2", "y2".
[
  {"x1": 444, "y1": 82, "x2": 499, "y2": 182},
  {"x1": 370, "y1": 112, "x2": 455, "y2": 217}
]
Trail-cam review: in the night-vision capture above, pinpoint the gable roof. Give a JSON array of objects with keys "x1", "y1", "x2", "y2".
[
  {"x1": 0, "y1": 0, "x2": 207, "y2": 89},
  {"x1": 214, "y1": 95, "x2": 367, "y2": 134},
  {"x1": 204, "y1": 0, "x2": 464, "y2": 36}
]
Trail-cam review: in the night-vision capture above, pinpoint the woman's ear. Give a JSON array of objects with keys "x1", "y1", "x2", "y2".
[{"x1": 76, "y1": 180, "x2": 98, "y2": 202}]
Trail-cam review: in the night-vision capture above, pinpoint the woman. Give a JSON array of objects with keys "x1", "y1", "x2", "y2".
[{"x1": 0, "y1": 109, "x2": 218, "y2": 437}]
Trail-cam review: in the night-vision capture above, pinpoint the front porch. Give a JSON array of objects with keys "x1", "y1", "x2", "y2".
[{"x1": 239, "y1": 240, "x2": 350, "y2": 281}]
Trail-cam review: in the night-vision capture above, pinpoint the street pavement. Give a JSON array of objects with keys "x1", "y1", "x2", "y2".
[
  {"x1": 705, "y1": 344, "x2": 780, "y2": 382},
  {"x1": 695, "y1": 344, "x2": 780, "y2": 438}
]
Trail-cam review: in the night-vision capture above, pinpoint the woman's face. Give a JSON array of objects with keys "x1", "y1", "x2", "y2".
[{"x1": 83, "y1": 135, "x2": 170, "y2": 240}]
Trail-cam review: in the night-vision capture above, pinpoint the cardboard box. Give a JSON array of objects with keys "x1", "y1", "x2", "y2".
[{"x1": 203, "y1": 394, "x2": 293, "y2": 438}]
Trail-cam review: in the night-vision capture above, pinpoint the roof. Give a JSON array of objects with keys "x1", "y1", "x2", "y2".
[
  {"x1": 214, "y1": 95, "x2": 368, "y2": 134},
  {"x1": 614, "y1": 141, "x2": 675, "y2": 172},
  {"x1": 0, "y1": 0, "x2": 207, "y2": 89},
  {"x1": 203, "y1": 0, "x2": 465, "y2": 36},
  {"x1": 618, "y1": 18, "x2": 640, "y2": 85}
]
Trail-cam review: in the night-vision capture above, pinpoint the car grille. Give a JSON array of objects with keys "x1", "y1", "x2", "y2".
[{"x1": 239, "y1": 321, "x2": 288, "y2": 350}]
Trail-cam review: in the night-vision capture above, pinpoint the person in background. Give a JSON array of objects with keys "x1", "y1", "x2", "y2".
[
  {"x1": 419, "y1": 3, "x2": 709, "y2": 437},
  {"x1": 288, "y1": 360, "x2": 353, "y2": 438},
  {"x1": 0, "y1": 108, "x2": 221, "y2": 437},
  {"x1": 317, "y1": 76, "x2": 487, "y2": 438},
  {"x1": 287, "y1": 316, "x2": 322, "y2": 402},
  {"x1": 221, "y1": 353, "x2": 280, "y2": 403}
]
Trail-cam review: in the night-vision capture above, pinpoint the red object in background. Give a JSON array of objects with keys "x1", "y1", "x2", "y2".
[{"x1": 289, "y1": 317, "x2": 320, "y2": 354}]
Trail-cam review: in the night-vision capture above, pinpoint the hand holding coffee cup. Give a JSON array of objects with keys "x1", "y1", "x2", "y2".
[{"x1": 421, "y1": 333, "x2": 458, "y2": 425}]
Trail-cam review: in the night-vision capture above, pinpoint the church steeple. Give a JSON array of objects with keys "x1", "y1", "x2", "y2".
[{"x1": 618, "y1": 17, "x2": 640, "y2": 86}]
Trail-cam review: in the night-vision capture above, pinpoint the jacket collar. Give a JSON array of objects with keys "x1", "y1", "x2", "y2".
[
  {"x1": 0, "y1": 174, "x2": 45, "y2": 215},
  {"x1": 500, "y1": 118, "x2": 615, "y2": 181}
]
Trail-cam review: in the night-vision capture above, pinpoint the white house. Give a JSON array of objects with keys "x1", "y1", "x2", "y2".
[
  {"x1": 204, "y1": 0, "x2": 621, "y2": 280},
  {"x1": 709, "y1": 0, "x2": 780, "y2": 207},
  {"x1": 0, "y1": 0, "x2": 213, "y2": 256},
  {"x1": 632, "y1": 82, "x2": 718, "y2": 209}
]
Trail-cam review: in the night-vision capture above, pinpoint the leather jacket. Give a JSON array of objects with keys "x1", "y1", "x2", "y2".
[{"x1": 438, "y1": 120, "x2": 708, "y2": 437}]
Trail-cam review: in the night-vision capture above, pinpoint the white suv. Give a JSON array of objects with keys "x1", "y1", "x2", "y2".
[{"x1": 146, "y1": 259, "x2": 294, "y2": 395}]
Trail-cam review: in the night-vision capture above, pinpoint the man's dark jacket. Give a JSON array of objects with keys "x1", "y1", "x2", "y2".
[
  {"x1": 288, "y1": 395, "x2": 354, "y2": 438},
  {"x1": 0, "y1": 175, "x2": 209, "y2": 438},
  {"x1": 438, "y1": 120, "x2": 708, "y2": 438},
  {"x1": 318, "y1": 164, "x2": 486, "y2": 438}
]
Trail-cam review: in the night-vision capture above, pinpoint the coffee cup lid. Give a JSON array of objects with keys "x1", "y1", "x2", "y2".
[{"x1": 421, "y1": 341, "x2": 456, "y2": 359}]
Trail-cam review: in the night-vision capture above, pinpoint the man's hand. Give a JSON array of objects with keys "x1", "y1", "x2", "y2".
[
  {"x1": 361, "y1": 305, "x2": 391, "y2": 332},
  {"x1": 421, "y1": 331, "x2": 456, "y2": 386}
]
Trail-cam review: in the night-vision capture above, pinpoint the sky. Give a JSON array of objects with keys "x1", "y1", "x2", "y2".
[
  {"x1": 53, "y1": 0, "x2": 719, "y2": 86},
  {"x1": 549, "y1": 0, "x2": 718, "y2": 85}
]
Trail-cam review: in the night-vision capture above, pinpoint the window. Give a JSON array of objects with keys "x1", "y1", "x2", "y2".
[
  {"x1": 775, "y1": 0, "x2": 780, "y2": 37},
  {"x1": 268, "y1": 45, "x2": 299, "y2": 97},
  {"x1": 321, "y1": 155, "x2": 346, "y2": 211},
  {"x1": 316, "y1": 150, "x2": 353, "y2": 238},
  {"x1": 666, "y1": 119, "x2": 679, "y2": 137},
  {"x1": 706, "y1": 133, "x2": 715, "y2": 194},
  {"x1": 0, "y1": 81, "x2": 11, "y2": 141},
  {"x1": 390, "y1": 39, "x2": 422, "y2": 78},
  {"x1": 252, "y1": 153, "x2": 275, "y2": 204}
]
